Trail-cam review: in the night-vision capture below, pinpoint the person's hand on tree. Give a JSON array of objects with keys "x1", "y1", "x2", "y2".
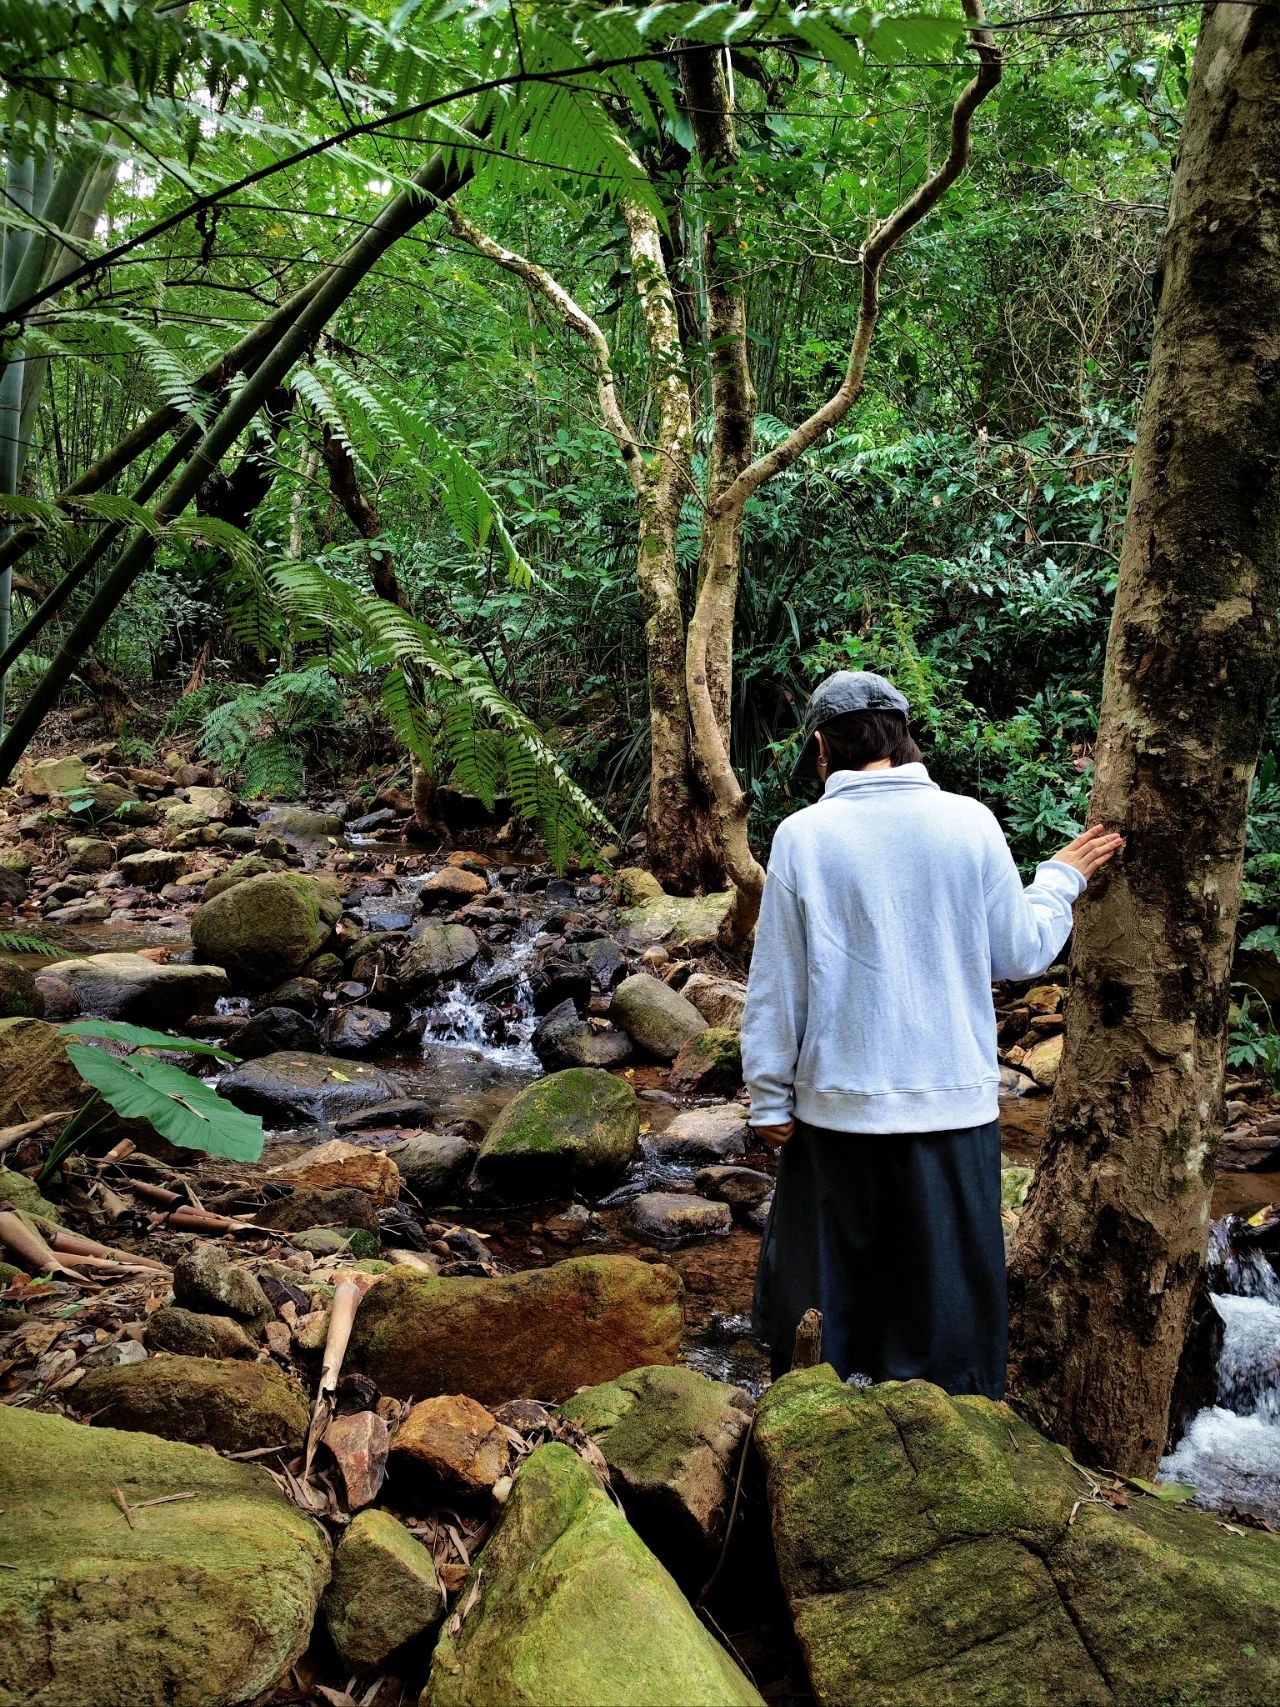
[
  {"x1": 1052, "y1": 822, "x2": 1124, "y2": 879},
  {"x1": 753, "y1": 1119, "x2": 795, "y2": 1149}
]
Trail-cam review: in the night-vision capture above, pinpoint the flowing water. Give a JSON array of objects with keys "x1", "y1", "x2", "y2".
[{"x1": 1159, "y1": 1220, "x2": 1280, "y2": 1521}]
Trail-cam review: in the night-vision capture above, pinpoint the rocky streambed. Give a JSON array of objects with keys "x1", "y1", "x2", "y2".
[{"x1": 2, "y1": 747, "x2": 1280, "y2": 1706}]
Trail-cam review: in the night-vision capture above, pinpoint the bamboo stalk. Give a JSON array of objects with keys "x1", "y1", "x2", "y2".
[{"x1": 0, "y1": 1209, "x2": 95, "y2": 1283}]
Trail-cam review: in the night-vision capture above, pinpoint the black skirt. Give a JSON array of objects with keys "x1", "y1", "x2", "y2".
[{"x1": 752, "y1": 1116, "x2": 1007, "y2": 1397}]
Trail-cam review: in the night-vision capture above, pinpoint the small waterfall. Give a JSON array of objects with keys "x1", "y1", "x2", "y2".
[
  {"x1": 416, "y1": 920, "x2": 540, "y2": 1069},
  {"x1": 1159, "y1": 1216, "x2": 1280, "y2": 1519}
]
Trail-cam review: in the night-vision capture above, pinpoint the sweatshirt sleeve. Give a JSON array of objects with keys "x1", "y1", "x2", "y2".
[
  {"x1": 741, "y1": 859, "x2": 809, "y2": 1126},
  {"x1": 983, "y1": 825, "x2": 1086, "y2": 981}
]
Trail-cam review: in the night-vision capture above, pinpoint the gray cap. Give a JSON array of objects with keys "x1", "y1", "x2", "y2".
[{"x1": 796, "y1": 670, "x2": 910, "y2": 774}]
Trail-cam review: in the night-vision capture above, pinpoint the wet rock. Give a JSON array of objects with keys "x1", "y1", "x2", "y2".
[
  {"x1": 0, "y1": 961, "x2": 43, "y2": 1019},
  {"x1": 392, "y1": 1133, "x2": 474, "y2": 1202},
  {"x1": 399, "y1": 922, "x2": 480, "y2": 994},
  {"x1": 347, "y1": 807, "x2": 398, "y2": 834},
  {"x1": 65, "y1": 835, "x2": 114, "y2": 873},
  {"x1": 255, "y1": 1185, "x2": 381, "y2": 1235},
  {"x1": 256, "y1": 974, "x2": 323, "y2": 1014},
  {"x1": 0, "y1": 1404, "x2": 328, "y2": 1707},
  {"x1": 695, "y1": 1164, "x2": 772, "y2": 1210},
  {"x1": 267, "y1": 1137, "x2": 401, "y2": 1207},
  {"x1": 75, "y1": 1355, "x2": 310, "y2": 1454},
  {"x1": 754, "y1": 1367, "x2": 1280, "y2": 1707},
  {"x1": 258, "y1": 804, "x2": 344, "y2": 841},
  {"x1": 618, "y1": 891, "x2": 733, "y2": 952},
  {"x1": 322, "y1": 1003, "x2": 395, "y2": 1055},
  {"x1": 647, "y1": 1103, "x2": 748, "y2": 1163},
  {"x1": 629, "y1": 1192, "x2": 732, "y2": 1246},
  {"x1": 349, "y1": 1255, "x2": 683, "y2": 1406},
  {"x1": 38, "y1": 952, "x2": 228, "y2": 1025},
  {"x1": 1021, "y1": 1031, "x2": 1064, "y2": 1089},
  {"x1": 0, "y1": 865, "x2": 28, "y2": 905},
  {"x1": 391, "y1": 1393, "x2": 509, "y2": 1498},
  {"x1": 0, "y1": 1016, "x2": 86, "y2": 1125},
  {"x1": 583, "y1": 935, "x2": 626, "y2": 989},
  {"x1": 560, "y1": 1364, "x2": 754, "y2": 1576},
  {"x1": 21, "y1": 754, "x2": 87, "y2": 798},
  {"x1": 1217, "y1": 1124, "x2": 1280, "y2": 1170},
  {"x1": 680, "y1": 972, "x2": 747, "y2": 1031},
  {"x1": 302, "y1": 949, "x2": 344, "y2": 981},
  {"x1": 669, "y1": 1025, "x2": 742, "y2": 1093},
  {"x1": 231, "y1": 1003, "x2": 318, "y2": 1058},
  {"x1": 532, "y1": 998, "x2": 633, "y2": 1070},
  {"x1": 218, "y1": 1050, "x2": 405, "y2": 1124},
  {"x1": 334, "y1": 1096, "x2": 436, "y2": 1131},
  {"x1": 423, "y1": 1443, "x2": 763, "y2": 1707},
  {"x1": 324, "y1": 1509, "x2": 443, "y2": 1669},
  {"x1": 422, "y1": 865, "x2": 489, "y2": 904},
  {"x1": 611, "y1": 971, "x2": 707, "y2": 1061},
  {"x1": 191, "y1": 871, "x2": 340, "y2": 986},
  {"x1": 173, "y1": 1244, "x2": 273, "y2": 1327},
  {"x1": 531, "y1": 963, "x2": 592, "y2": 1014},
  {"x1": 471, "y1": 1067, "x2": 640, "y2": 1198},
  {"x1": 116, "y1": 849, "x2": 188, "y2": 888},
  {"x1": 143, "y1": 1306, "x2": 258, "y2": 1360}
]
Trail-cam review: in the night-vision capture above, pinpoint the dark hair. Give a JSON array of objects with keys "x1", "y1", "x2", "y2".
[{"x1": 817, "y1": 709, "x2": 922, "y2": 773}]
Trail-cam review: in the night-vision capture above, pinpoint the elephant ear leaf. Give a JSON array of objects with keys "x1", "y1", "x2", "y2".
[{"x1": 64, "y1": 1043, "x2": 264, "y2": 1162}]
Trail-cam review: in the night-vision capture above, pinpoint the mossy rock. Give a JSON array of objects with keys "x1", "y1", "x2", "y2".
[
  {"x1": 349, "y1": 1255, "x2": 683, "y2": 1406},
  {"x1": 0, "y1": 1017, "x2": 85, "y2": 1128},
  {"x1": 611, "y1": 973, "x2": 707, "y2": 1062},
  {"x1": 0, "y1": 1165, "x2": 63, "y2": 1226},
  {"x1": 422, "y1": 1443, "x2": 763, "y2": 1706},
  {"x1": 614, "y1": 865, "x2": 665, "y2": 904},
  {"x1": 0, "y1": 1404, "x2": 330, "y2": 1707},
  {"x1": 753, "y1": 1366, "x2": 1280, "y2": 1706},
  {"x1": 471, "y1": 1067, "x2": 640, "y2": 1199},
  {"x1": 1000, "y1": 1162, "x2": 1034, "y2": 1210},
  {"x1": 617, "y1": 891, "x2": 733, "y2": 951},
  {"x1": 0, "y1": 963, "x2": 44, "y2": 1020},
  {"x1": 201, "y1": 854, "x2": 280, "y2": 902},
  {"x1": 669, "y1": 1025, "x2": 742, "y2": 1093},
  {"x1": 325, "y1": 1509, "x2": 444, "y2": 1668},
  {"x1": 191, "y1": 872, "x2": 340, "y2": 987},
  {"x1": 399, "y1": 923, "x2": 481, "y2": 995},
  {"x1": 560, "y1": 1364, "x2": 753, "y2": 1580},
  {"x1": 75, "y1": 1355, "x2": 310, "y2": 1455}
]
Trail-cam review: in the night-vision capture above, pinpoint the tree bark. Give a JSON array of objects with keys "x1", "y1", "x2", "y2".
[{"x1": 1007, "y1": 0, "x2": 1280, "y2": 1477}]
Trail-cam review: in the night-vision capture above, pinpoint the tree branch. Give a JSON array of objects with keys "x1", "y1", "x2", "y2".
[
  {"x1": 711, "y1": 0, "x2": 1001, "y2": 518},
  {"x1": 445, "y1": 203, "x2": 643, "y2": 494}
]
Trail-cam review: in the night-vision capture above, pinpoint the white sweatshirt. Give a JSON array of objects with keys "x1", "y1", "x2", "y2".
[{"x1": 741, "y1": 764, "x2": 1085, "y2": 1134}]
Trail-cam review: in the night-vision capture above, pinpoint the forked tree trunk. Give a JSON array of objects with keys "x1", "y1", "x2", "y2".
[{"x1": 1007, "y1": 0, "x2": 1280, "y2": 1476}]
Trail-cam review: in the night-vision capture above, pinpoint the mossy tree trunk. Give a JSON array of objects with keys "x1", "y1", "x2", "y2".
[{"x1": 1007, "y1": 0, "x2": 1280, "y2": 1475}]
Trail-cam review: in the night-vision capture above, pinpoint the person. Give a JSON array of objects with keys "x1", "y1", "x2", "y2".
[{"x1": 743, "y1": 669, "x2": 1122, "y2": 1393}]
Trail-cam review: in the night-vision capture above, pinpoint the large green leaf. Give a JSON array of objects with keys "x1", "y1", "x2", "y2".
[
  {"x1": 64, "y1": 1043, "x2": 264, "y2": 1162},
  {"x1": 59, "y1": 1019, "x2": 241, "y2": 1061}
]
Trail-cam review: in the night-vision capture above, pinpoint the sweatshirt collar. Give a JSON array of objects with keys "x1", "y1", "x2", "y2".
[{"x1": 821, "y1": 762, "x2": 938, "y2": 800}]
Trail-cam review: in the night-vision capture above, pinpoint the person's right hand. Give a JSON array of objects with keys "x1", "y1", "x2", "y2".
[
  {"x1": 1051, "y1": 822, "x2": 1124, "y2": 880},
  {"x1": 753, "y1": 1120, "x2": 795, "y2": 1149}
]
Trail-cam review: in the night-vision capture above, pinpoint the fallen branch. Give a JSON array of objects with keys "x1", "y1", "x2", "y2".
[
  {"x1": 304, "y1": 1279, "x2": 363, "y2": 1479},
  {"x1": 0, "y1": 1112, "x2": 72, "y2": 1156},
  {"x1": 0, "y1": 1210, "x2": 97, "y2": 1284}
]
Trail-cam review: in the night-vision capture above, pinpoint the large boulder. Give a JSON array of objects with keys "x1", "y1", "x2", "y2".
[
  {"x1": 324, "y1": 1509, "x2": 444, "y2": 1670},
  {"x1": 753, "y1": 1366, "x2": 1280, "y2": 1707},
  {"x1": 217, "y1": 1051, "x2": 404, "y2": 1125},
  {"x1": 173, "y1": 1243, "x2": 272, "y2": 1327},
  {"x1": 0, "y1": 1404, "x2": 329, "y2": 1707},
  {"x1": 680, "y1": 972, "x2": 747, "y2": 1031},
  {"x1": 423, "y1": 1442, "x2": 763, "y2": 1706},
  {"x1": 257, "y1": 805, "x2": 344, "y2": 843},
  {"x1": 75, "y1": 1356, "x2": 310, "y2": 1455},
  {"x1": 399, "y1": 923, "x2": 480, "y2": 995},
  {"x1": 611, "y1": 973, "x2": 707, "y2": 1061},
  {"x1": 471, "y1": 1067, "x2": 640, "y2": 1198},
  {"x1": 116, "y1": 850, "x2": 189, "y2": 889},
  {"x1": 191, "y1": 872, "x2": 340, "y2": 987},
  {"x1": 532, "y1": 999, "x2": 632, "y2": 1070},
  {"x1": 0, "y1": 1016, "x2": 85, "y2": 1125},
  {"x1": 628, "y1": 1192, "x2": 732, "y2": 1247},
  {"x1": 669, "y1": 1026, "x2": 742, "y2": 1093},
  {"x1": 349, "y1": 1256, "x2": 683, "y2": 1406},
  {"x1": 647, "y1": 1103, "x2": 748, "y2": 1163},
  {"x1": 392, "y1": 1133, "x2": 474, "y2": 1203},
  {"x1": 38, "y1": 953, "x2": 228, "y2": 1025},
  {"x1": 617, "y1": 892, "x2": 733, "y2": 952},
  {"x1": 560, "y1": 1365, "x2": 754, "y2": 1579},
  {"x1": 391, "y1": 1393, "x2": 510, "y2": 1499}
]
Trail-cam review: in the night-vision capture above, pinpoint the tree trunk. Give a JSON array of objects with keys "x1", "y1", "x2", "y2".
[{"x1": 1007, "y1": 0, "x2": 1280, "y2": 1477}]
